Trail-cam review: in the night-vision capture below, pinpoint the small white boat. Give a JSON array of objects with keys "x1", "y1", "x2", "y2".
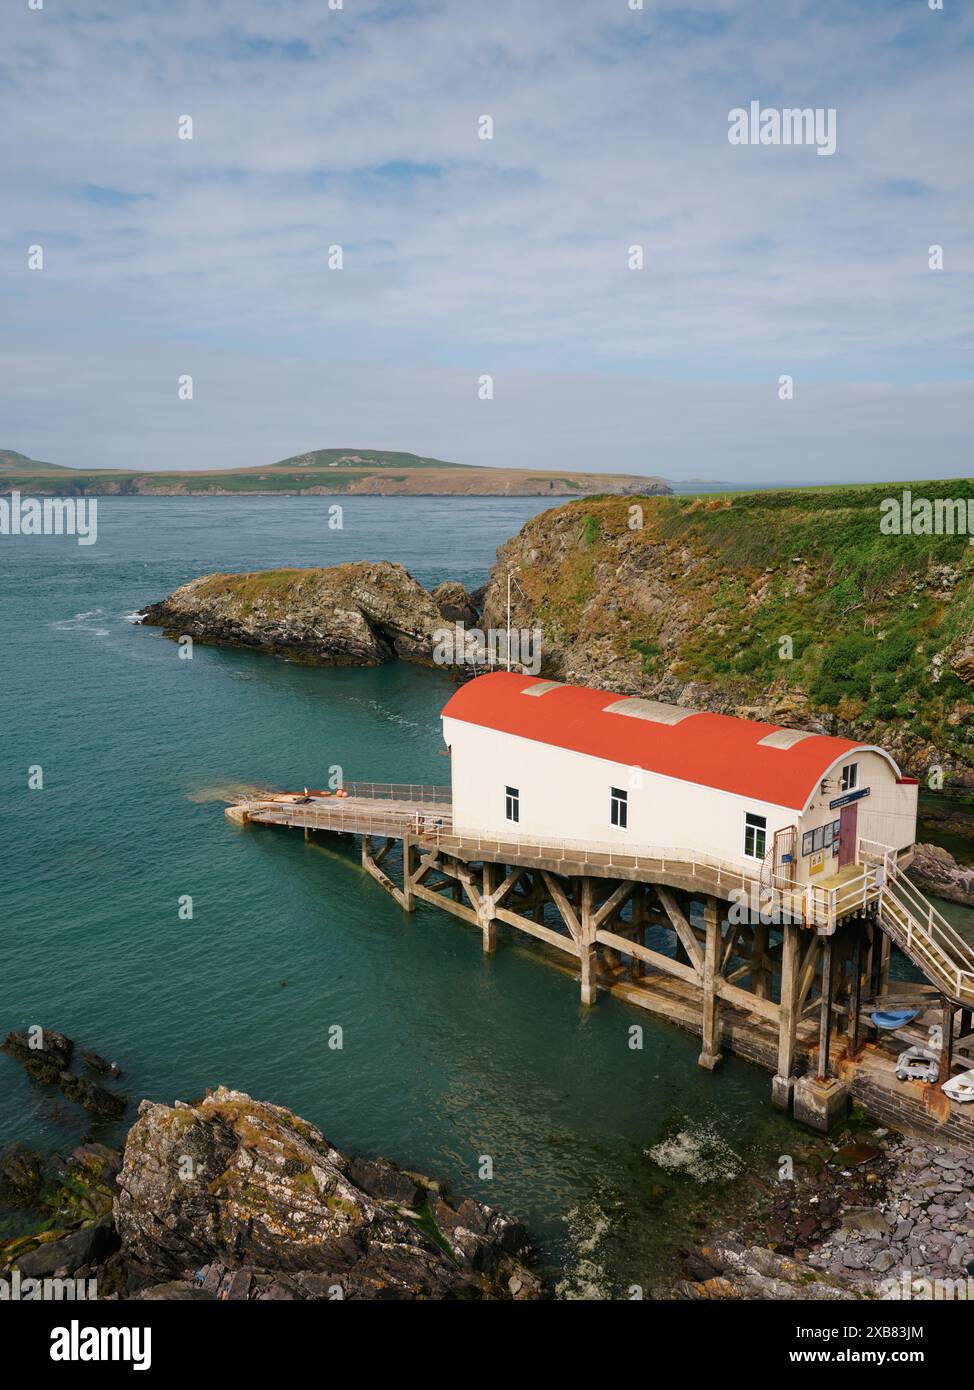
[
  {"x1": 943, "y1": 1069, "x2": 974, "y2": 1103},
  {"x1": 895, "y1": 1046, "x2": 939, "y2": 1084}
]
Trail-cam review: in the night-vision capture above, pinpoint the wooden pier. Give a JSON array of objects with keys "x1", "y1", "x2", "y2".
[{"x1": 227, "y1": 784, "x2": 974, "y2": 1144}]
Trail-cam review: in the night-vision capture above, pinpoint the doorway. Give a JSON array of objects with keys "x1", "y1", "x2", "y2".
[{"x1": 838, "y1": 803, "x2": 858, "y2": 868}]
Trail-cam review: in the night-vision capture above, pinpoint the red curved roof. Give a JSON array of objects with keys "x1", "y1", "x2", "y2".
[{"x1": 441, "y1": 672, "x2": 883, "y2": 812}]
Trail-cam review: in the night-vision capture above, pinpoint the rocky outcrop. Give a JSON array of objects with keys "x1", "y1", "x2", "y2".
[
  {"x1": 1, "y1": 1085, "x2": 539, "y2": 1300},
  {"x1": 908, "y1": 843, "x2": 974, "y2": 908},
  {"x1": 677, "y1": 1240, "x2": 866, "y2": 1300},
  {"x1": 112, "y1": 1086, "x2": 537, "y2": 1300},
  {"x1": 431, "y1": 580, "x2": 479, "y2": 626},
  {"x1": 480, "y1": 493, "x2": 974, "y2": 785},
  {"x1": 139, "y1": 562, "x2": 450, "y2": 667}
]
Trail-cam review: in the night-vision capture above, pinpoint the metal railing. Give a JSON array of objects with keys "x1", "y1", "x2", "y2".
[
  {"x1": 244, "y1": 798, "x2": 452, "y2": 840},
  {"x1": 339, "y1": 782, "x2": 452, "y2": 804},
  {"x1": 861, "y1": 840, "x2": 974, "y2": 1002},
  {"x1": 418, "y1": 822, "x2": 766, "y2": 892}
]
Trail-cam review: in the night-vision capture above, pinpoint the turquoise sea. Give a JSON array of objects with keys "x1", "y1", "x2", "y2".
[{"x1": 2, "y1": 496, "x2": 970, "y2": 1294}]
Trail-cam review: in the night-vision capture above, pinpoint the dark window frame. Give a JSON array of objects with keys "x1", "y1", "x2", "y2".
[
  {"x1": 610, "y1": 786, "x2": 628, "y2": 829},
  {"x1": 744, "y1": 812, "x2": 767, "y2": 859}
]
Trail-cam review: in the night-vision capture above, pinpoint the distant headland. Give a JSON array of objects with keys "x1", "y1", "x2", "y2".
[{"x1": 0, "y1": 447, "x2": 671, "y2": 499}]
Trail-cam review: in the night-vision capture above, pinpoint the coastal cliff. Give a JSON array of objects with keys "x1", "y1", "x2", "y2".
[
  {"x1": 481, "y1": 484, "x2": 974, "y2": 788},
  {"x1": 139, "y1": 481, "x2": 974, "y2": 788}
]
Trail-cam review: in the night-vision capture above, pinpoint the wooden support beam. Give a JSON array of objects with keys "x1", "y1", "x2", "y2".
[
  {"x1": 541, "y1": 871, "x2": 582, "y2": 945},
  {"x1": 752, "y1": 924, "x2": 770, "y2": 1000},
  {"x1": 630, "y1": 887, "x2": 646, "y2": 982},
  {"x1": 591, "y1": 880, "x2": 635, "y2": 932},
  {"x1": 817, "y1": 936, "x2": 834, "y2": 1081},
  {"x1": 495, "y1": 904, "x2": 580, "y2": 956},
  {"x1": 714, "y1": 977, "x2": 779, "y2": 1024},
  {"x1": 412, "y1": 880, "x2": 479, "y2": 926},
  {"x1": 846, "y1": 930, "x2": 863, "y2": 1060},
  {"x1": 402, "y1": 834, "x2": 415, "y2": 912},
  {"x1": 796, "y1": 935, "x2": 823, "y2": 1013},
  {"x1": 698, "y1": 896, "x2": 722, "y2": 1070},
  {"x1": 656, "y1": 887, "x2": 704, "y2": 972},
  {"x1": 594, "y1": 928, "x2": 699, "y2": 986},
  {"x1": 579, "y1": 878, "x2": 598, "y2": 1005},
  {"x1": 939, "y1": 997, "x2": 955, "y2": 1085},
  {"x1": 361, "y1": 835, "x2": 409, "y2": 911},
  {"x1": 776, "y1": 921, "x2": 800, "y2": 1087},
  {"x1": 493, "y1": 866, "x2": 524, "y2": 908},
  {"x1": 481, "y1": 860, "x2": 497, "y2": 955}
]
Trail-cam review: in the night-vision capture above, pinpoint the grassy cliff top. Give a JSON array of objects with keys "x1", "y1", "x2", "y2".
[{"x1": 487, "y1": 479, "x2": 974, "y2": 774}]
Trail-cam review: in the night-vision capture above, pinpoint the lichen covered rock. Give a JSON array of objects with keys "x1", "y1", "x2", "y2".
[{"x1": 114, "y1": 1087, "x2": 538, "y2": 1299}]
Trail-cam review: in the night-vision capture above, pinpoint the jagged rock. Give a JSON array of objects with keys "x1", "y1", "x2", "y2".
[
  {"x1": 58, "y1": 1071, "x2": 127, "y2": 1119},
  {"x1": 113, "y1": 1086, "x2": 537, "y2": 1300},
  {"x1": 81, "y1": 1049, "x2": 122, "y2": 1079},
  {"x1": 13, "y1": 1215, "x2": 118, "y2": 1277},
  {"x1": 676, "y1": 1240, "x2": 866, "y2": 1300},
  {"x1": 139, "y1": 562, "x2": 450, "y2": 668},
  {"x1": 908, "y1": 843, "x2": 974, "y2": 908},
  {"x1": 3, "y1": 1028, "x2": 74, "y2": 1084},
  {"x1": 430, "y1": 580, "x2": 479, "y2": 626},
  {"x1": 345, "y1": 1155, "x2": 426, "y2": 1209}
]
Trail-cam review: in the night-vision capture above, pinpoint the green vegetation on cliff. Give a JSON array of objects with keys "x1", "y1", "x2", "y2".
[{"x1": 486, "y1": 480, "x2": 974, "y2": 783}]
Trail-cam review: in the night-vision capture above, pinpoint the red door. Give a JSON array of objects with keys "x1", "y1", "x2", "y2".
[{"x1": 838, "y1": 804, "x2": 858, "y2": 868}]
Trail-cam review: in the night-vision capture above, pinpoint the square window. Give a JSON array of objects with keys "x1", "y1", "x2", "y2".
[
  {"x1": 610, "y1": 787, "x2": 628, "y2": 829},
  {"x1": 841, "y1": 763, "x2": 859, "y2": 793},
  {"x1": 744, "y1": 812, "x2": 767, "y2": 859}
]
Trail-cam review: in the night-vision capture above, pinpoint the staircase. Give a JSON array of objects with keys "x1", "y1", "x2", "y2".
[{"x1": 864, "y1": 842, "x2": 974, "y2": 1007}]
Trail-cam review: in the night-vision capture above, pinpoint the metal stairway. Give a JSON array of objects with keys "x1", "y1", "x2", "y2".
[{"x1": 868, "y1": 845, "x2": 974, "y2": 1007}]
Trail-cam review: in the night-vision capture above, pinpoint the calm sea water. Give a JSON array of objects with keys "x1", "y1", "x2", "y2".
[{"x1": 2, "y1": 496, "x2": 968, "y2": 1293}]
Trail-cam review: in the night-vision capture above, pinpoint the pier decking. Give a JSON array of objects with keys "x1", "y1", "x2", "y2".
[{"x1": 226, "y1": 783, "x2": 974, "y2": 1144}]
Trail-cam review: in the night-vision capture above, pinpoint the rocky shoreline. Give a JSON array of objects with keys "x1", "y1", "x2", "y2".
[
  {"x1": 1, "y1": 1031, "x2": 539, "y2": 1301},
  {"x1": 678, "y1": 1124, "x2": 974, "y2": 1300}
]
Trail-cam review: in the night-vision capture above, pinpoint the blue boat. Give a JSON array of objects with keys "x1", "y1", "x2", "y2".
[{"x1": 871, "y1": 1009, "x2": 919, "y2": 1030}]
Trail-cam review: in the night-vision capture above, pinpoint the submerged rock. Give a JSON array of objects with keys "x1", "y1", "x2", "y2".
[
  {"x1": 3, "y1": 1028, "x2": 74, "y2": 1084},
  {"x1": 113, "y1": 1086, "x2": 539, "y2": 1300}
]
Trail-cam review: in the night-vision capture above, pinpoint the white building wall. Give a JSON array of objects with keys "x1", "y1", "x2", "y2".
[
  {"x1": 797, "y1": 749, "x2": 916, "y2": 871},
  {"x1": 442, "y1": 720, "x2": 918, "y2": 880},
  {"x1": 442, "y1": 717, "x2": 795, "y2": 874}
]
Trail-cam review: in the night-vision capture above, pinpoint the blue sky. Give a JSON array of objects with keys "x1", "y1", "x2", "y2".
[{"x1": 1, "y1": 0, "x2": 971, "y2": 481}]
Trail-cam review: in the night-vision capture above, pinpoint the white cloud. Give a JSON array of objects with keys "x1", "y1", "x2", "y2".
[{"x1": 1, "y1": 0, "x2": 971, "y2": 479}]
